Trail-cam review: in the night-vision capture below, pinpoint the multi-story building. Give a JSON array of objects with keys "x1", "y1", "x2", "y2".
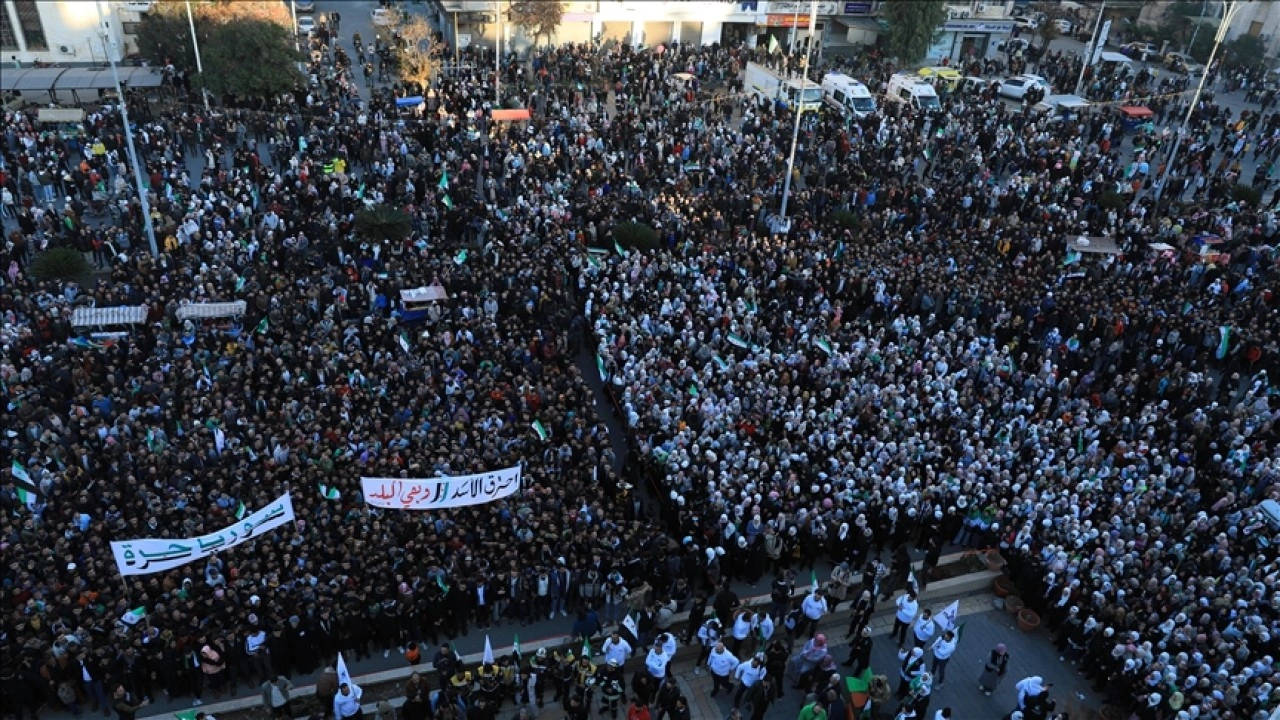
[
  {"x1": 1139, "y1": 0, "x2": 1280, "y2": 59},
  {"x1": 428, "y1": 0, "x2": 886, "y2": 55},
  {"x1": 1, "y1": 0, "x2": 154, "y2": 65}
]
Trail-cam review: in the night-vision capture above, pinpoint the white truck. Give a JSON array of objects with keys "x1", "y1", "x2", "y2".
[{"x1": 745, "y1": 61, "x2": 824, "y2": 113}]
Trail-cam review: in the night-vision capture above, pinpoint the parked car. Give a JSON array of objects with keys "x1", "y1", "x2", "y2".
[
  {"x1": 296, "y1": 14, "x2": 315, "y2": 35},
  {"x1": 1121, "y1": 42, "x2": 1159, "y2": 61},
  {"x1": 1052, "y1": 18, "x2": 1075, "y2": 35},
  {"x1": 293, "y1": 0, "x2": 314, "y2": 12},
  {"x1": 371, "y1": 8, "x2": 396, "y2": 26},
  {"x1": 1014, "y1": 16, "x2": 1041, "y2": 31},
  {"x1": 998, "y1": 74, "x2": 1052, "y2": 100}
]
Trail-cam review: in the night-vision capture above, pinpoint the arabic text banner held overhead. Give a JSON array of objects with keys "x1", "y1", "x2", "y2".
[
  {"x1": 361, "y1": 465, "x2": 522, "y2": 510},
  {"x1": 110, "y1": 493, "x2": 296, "y2": 577}
]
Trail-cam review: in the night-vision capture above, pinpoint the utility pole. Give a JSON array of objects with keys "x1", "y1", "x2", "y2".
[
  {"x1": 1188, "y1": 0, "x2": 1209, "y2": 54},
  {"x1": 1154, "y1": 0, "x2": 1240, "y2": 207},
  {"x1": 495, "y1": 1, "x2": 504, "y2": 106},
  {"x1": 290, "y1": 0, "x2": 300, "y2": 53},
  {"x1": 780, "y1": 0, "x2": 817, "y2": 221},
  {"x1": 94, "y1": 3, "x2": 158, "y2": 256},
  {"x1": 1074, "y1": 0, "x2": 1106, "y2": 96},
  {"x1": 184, "y1": 0, "x2": 211, "y2": 113}
]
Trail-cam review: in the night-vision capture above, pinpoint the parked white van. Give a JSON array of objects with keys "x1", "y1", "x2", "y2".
[
  {"x1": 884, "y1": 73, "x2": 942, "y2": 112},
  {"x1": 821, "y1": 73, "x2": 877, "y2": 118}
]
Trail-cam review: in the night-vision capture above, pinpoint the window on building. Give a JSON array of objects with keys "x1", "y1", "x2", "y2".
[
  {"x1": 13, "y1": 0, "x2": 47, "y2": 51},
  {"x1": 1, "y1": 4, "x2": 19, "y2": 52}
]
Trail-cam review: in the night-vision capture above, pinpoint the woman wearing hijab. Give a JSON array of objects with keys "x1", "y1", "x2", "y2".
[{"x1": 978, "y1": 643, "x2": 1009, "y2": 696}]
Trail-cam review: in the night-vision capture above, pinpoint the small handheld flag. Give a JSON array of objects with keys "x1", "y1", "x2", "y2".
[
  {"x1": 121, "y1": 606, "x2": 147, "y2": 626},
  {"x1": 483, "y1": 635, "x2": 495, "y2": 665},
  {"x1": 336, "y1": 652, "x2": 353, "y2": 688},
  {"x1": 235, "y1": 501, "x2": 247, "y2": 520},
  {"x1": 255, "y1": 316, "x2": 269, "y2": 334},
  {"x1": 907, "y1": 571, "x2": 919, "y2": 595},
  {"x1": 319, "y1": 483, "x2": 341, "y2": 501},
  {"x1": 513, "y1": 634, "x2": 521, "y2": 657},
  {"x1": 439, "y1": 170, "x2": 449, "y2": 190},
  {"x1": 532, "y1": 420, "x2": 549, "y2": 441},
  {"x1": 622, "y1": 613, "x2": 639, "y2": 640}
]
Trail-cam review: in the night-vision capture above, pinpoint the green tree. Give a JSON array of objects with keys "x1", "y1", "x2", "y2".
[
  {"x1": 355, "y1": 205, "x2": 413, "y2": 244},
  {"x1": 1036, "y1": 21, "x2": 1060, "y2": 50},
  {"x1": 135, "y1": 1, "x2": 298, "y2": 98},
  {"x1": 879, "y1": 0, "x2": 948, "y2": 64},
  {"x1": 1224, "y1": 34, "x2": 1266, "y2": 70},
  {"x1": 508, "y1": 0, "x2": 565, "y2": 50},
  {"x1": 201, "y1": 19, "x2": 302, "y2": 98},
  {"x1": 32, "y1": 248, "x2": 93, "y2": 283}
]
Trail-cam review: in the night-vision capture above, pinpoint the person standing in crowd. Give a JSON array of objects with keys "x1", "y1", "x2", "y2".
[
  {"x1": 111, "y1": 686, "x2": 148, "y2": 720},
  {"x1": 706, "y1": 641, "x2": 739, "y2": 697},
  {"x1": 259, "y1": 676, "x2": 293, "y2": 720},
  {"x1": 892, "y1": 592, "x2": 919, "y2": 648},
  {"x1": 928, "y1": 630, "x2": 957, "y2": 689},
  {"x1": 842, "y1": 627, "x2": 874, "y2": 674},
  {"x1": 979, "y1": 644, "x2": 1010, "y2": 697},
  {"x1": 911, "y1": 608, "x2": 936, "y2": 648},
  {"x1": 799, "y1": 588, "x2": 829, "y2": 638},
  {"x1": 333, "y1": 681, "x2": 363, "y2": 720}
]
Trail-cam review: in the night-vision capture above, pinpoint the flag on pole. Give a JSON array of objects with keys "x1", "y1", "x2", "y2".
[
  {"x1": 319, "y1": 483, "x2": 341, "y2": 501},
  {"x1": 811, "y1": 569, "x2": 820, "y2": 593},
  {"x1": 255, "y1": 316, "x2": 269, "y2": 334},
  {"x1": 454, "y1": 249, "x2": 468, "y2": 265},
  {"x1": 532, "y1": 420, "x2": 549, "y2": 441},
  {"x1": 235, "y1": 501, "x2": 247, "y2": 520},
  {"x1": 11, "y1": 460, "x2": 38, "y2": 509},
  {"x1": 815, "y1": 338, "x2": 834, "y2": 356},
  {"x1": 398, "y1": 332, "x2": 412, "y2": 353},
  {"x1": 768, "y1": 34, "x2": 780, "y2": 54},
  {"x1": 11, "y1": 460, "x2": 32, "y2": 485},
  {"x1": 954, "y1": 621, "x2": 966, "y2": 644},
  {"x1": 336, "y1": 652, "x2": 353, "y2": 688},
  {"x1": 513, "y1": 634, "x2": 521, "y2": 658},
  {"x1": 121, "y1": 606, "x2": 147, "y2": 625},
  {"x1": 235, "y1": 275, "x2": 246, "y2": 292},
  {"x1": 483, "y1": 635, "x2": 495, "y2": 665},
  {"x1": 596, "y1": 355, "x2": 607, "y2": 381},
  {"x1": 439, "y1": 170, "x2": 449, "y2": 189},
  {"x1": 442, "y1": 194, "x2": 454, "y2": 210},
  {"x1": 622, "y1": 613, "x2": 639, "y2": 639},
  {"x1": 614, "y1": 240, "x2": 627, "y2": 257},
  {"x1": 934, "y1": 599, "x2": 960, "y2": 631},
  {"x1": 907, "y1": 571, "x2": 919, "y2": 594},
  {"x1": 436, "y1": 575, "x2": 450, "y2": 594},
  {"x1": 581, "y1": 637, "x2": 591, "y2": 659},
  {"x1": 1216, "y1": 326, "x2": 1231, "y2": 360},
  {"x1": 726, "y1": 333, "x2": 749, "y2": 349},
  {"x1": 15, "y1": 485, "x2": 37, "y2": 509}
]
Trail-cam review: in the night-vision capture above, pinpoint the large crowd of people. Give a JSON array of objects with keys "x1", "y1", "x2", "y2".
[{"x1": 2, "y1": 8, "x2": 1279, "y2": 720}]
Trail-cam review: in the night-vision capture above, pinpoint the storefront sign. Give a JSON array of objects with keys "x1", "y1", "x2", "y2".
[
  {"x1": 769, "y1": 1, "x2": 840, "y2": 15},
  {"x1": 843, "y1": 2, "x2": 874, "y2": 14},
  {"x1": 942, "y1": 19, "x2": 1015, "y2": 33}
]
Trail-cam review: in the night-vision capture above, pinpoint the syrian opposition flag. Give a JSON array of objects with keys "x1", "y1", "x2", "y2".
[
  {"x1": 235, "y1": 501, "x2": 247, "y2": 520},
  {"x1": 512, "y1": 634, "x2": 521, "y2": 658},
  {"x1": 319, "y1": 483, "x2": 341, "y2": 501},
  {"x1": 532, "y1": 420, "x2": 549, "y2": 441},
  {"x1": 811, "y1": 569, "x2": 820, "y2": 593},
  {"x1": 11, "y1": 460, "x2": 39, "y2": 509},
  {"x1": 121, "y1": 606, "x2": 147, "y2": 625},
  {"x1": 907, "y1": 571, "x2": 919, "y2": 595},
  {"x1": 255, "y1": 316, "x2": 269, "y2": 334},
  {"x1": 1216, "y1": 326, "x2": 1231, "y2": 360}
]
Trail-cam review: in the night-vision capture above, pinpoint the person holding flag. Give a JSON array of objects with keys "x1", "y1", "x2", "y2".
[
  {"x1": 600, "y1": 629, "x2": 632, "y2": 668},
  {"x1": 333, "y1": 653, "x2": 363, "y2": 720}
]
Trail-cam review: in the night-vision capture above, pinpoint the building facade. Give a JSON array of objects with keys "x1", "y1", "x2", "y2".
[{"x1": 2, "y1": 0, "x2": 152, "y2": 65}]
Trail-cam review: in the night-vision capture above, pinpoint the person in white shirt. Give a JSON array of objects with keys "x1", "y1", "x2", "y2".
[
  {"x1": 333, "y1": 682, "x2": 363, "y2": 720},
  {"x1": 656, "y1": 632, "x2": 677, "y2": 658},
  {"x1": 732, "y1": 653, "x2": 768, "y2": 708},
  {"x1": 912, "y1": 609, "x2": 936, "y2": 648},
  {"x1": 800, "y1": 589, "x2": 829, "y2": 638},
  {"x1": 600, "y1": 631, "x2": 632, "y2": 668},
  {"x1": 705, "y1": 641, "x2": 740, "y2": 696},
  {"x1": 929, "y1": 630, "x2": 957, "y2": 687},
  {"x1": 645, "y1": 643, "x2": 671, "y2": 681},
  {"x1": 694, "y1": 618, "x2": 721, "y2": 676},
  {"x1": 730, "y1": 609, "x2": 756, "y2": 656},
  {"x1": 893, "y1": 591, "x2": 919, "y2": 648},
  {"x1": 244, "y1": 620, "x2": 272, "y2": 686},
  {"x1": 758, "y1": 613, "x2": 775, "y2": 645}
]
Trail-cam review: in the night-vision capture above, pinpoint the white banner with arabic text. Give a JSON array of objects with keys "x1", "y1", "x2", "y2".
[
  {"x1": 111, "y1": 493, "x2": 295, "y2": 576},
  {"x1": 361, "y1": 465, "x2": 522, "y2": 510}
]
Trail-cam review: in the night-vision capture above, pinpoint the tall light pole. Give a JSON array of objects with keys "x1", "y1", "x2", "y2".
[
  {"x1": 184, "y1": 0, "x2": 211, "y2": 113},
  {"x1": 1153, "y1": 0, "x2": 1241, "y2": 207},
  {"x1": 289, "y1": 0, "x2": 300, "y2": 53},
  {"x1": 779, "y1": 0, "x2": 817, "y2": 222},
  {"x1": 1074, "y1": 0, "x2": 1106, "y2": 96},
  {"x1": 495, "y1": 1, "x2": 504, "y2": 105},
  {"x1": 94, "y1": 2, "x2": 158, "y2": 256}
]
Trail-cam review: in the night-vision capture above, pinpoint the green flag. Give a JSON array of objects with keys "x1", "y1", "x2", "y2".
[
  {"x1": 255, "y1": 316, "x2": 269, "y2": 334},
  {"x1": 15, "y1": 485, "x2": 37, "y2": 509},
  {"x1": 235, "y1": 275, "x2": 246, "y2": 292},
  {"x1": 174, "y1": 711, "x2": 198, "y2": 720},
  {"x1": 454, "y1": 249, "x2": 468, "y2": 265},
  {"x1": 436, "y1": 575, "x2": 450, "y2": 594},
  {"x1": 726, "y1": 333, "x2": 749, "y2": 349},
  {"x1": 11, "y1": 460, "x2": 32, "y2": 486},
  {"x1": 846, "y1": 667, "x2": 873, "y2": 694},
  {"x1": 532, "y1": 420, "x2": 549, "y2": 441},
  {"x1": 439, "y1": 170, "x2": 449, "y2": 189},
  {"x1": 442, "y1": 194, "x2": 454, "y2": 210},
  {"x1": 614, "y1": 240, "x2": 627, "y2": 257},
  {"x1": 811, "y1": 569, "x2": 819, "y2": 592},
  {"x1": 815, "y1": 338, "x2": 834, "y2": 356},
  {"x1": 318, "y1": 483, "x2": 340, "y2": 501},
  {"x1": 581, "y1": 637, "x2": 591, "y2": 659},
  {"x1": 235, "y1": 501, "x2": 247, "y2": 520},
  {"x1": 513, "y1": 634, "x2": 521, "y2": 657},
  {"x1": 596, "y1": 355, "x2": 607, "y2": 381}
]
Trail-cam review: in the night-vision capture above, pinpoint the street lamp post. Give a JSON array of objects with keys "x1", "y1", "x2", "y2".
[
  {"x1": 779, "y1": 0, "x2": 817, "y2": 222},
  {"x1": 93, "y1": 3, "x2": 158, "y2": 257},
  {"x1": 184, "y1": 0, "x2": 212, "y2": 113},
  {"x1": 1153, "y1": 0, "x2": 1241, "y2": 207},
  {"x1": 495, "y1": 1, "x2": 502, "y2": 105},
  {"x1": 1074, "y1": 0, "x2": 1106, "y2": 96}
]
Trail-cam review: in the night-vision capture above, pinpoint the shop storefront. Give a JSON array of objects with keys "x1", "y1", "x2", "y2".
[{"x1": 925, "y1": 18, "x2": 1015, "y2": 64}]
